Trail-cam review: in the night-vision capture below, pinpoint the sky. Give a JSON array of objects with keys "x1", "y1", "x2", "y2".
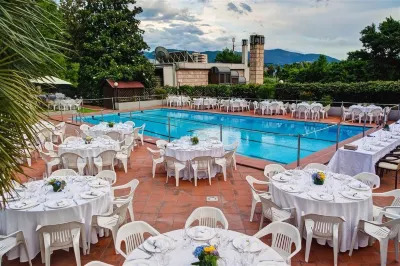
[{"x1": 135, "y1": 0, "x2": 400, "y2": 59}]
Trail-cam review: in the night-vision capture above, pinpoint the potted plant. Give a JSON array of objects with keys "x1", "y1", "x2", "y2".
[
  {"x1": 108, "y1": 122, "x2": 115, "y2": 128},
  {"x1": 191, "y1": 136, "x2": 199, "y2": 145},
  {"x1": 311, "y1": 172, "x2": 326, "y2": 185},
  {"x1": 84, "y1": 136, "x2": 93, "y2": 144},
  {"x1": 192, "y1": 245, "x2": 220, "y2": 266},
  {"x1": 48, "y1": 178, "x2": 66, "y2": 192}
]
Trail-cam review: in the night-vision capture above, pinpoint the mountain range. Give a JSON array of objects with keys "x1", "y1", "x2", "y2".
[{"x1": 144, "y1": 48, "x2": 340, "y2": 65}]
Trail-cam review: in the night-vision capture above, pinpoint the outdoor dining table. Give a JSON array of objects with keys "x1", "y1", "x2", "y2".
[
  {"x1": 88, "y1": 122, "x2": 133, "y2": 139},
  {"x1": 348, "y1": 105, "x2": 382, "y2": 114},
  {"x1": 0, "y1": 176, "x2": 111, "y2": 263},
  {"x1": 123, "y1": 228, "x2": 287, "y2": 266},
  {"x1": 270, "y1": 169, "x2": 372, "y2": 252},
  {"x1": 328, "y1": 121, "x2": 400, "y2": 176}
]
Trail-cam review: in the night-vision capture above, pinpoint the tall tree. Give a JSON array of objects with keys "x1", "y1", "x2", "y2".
[
  {"x1": 215, "y1": 48, "x2": 242, "y2": 63},
  {"x1": 0, "y1": 0, "x2": 65, "y2": 204},
  {"x1": 60, "y1": 0, "x2": 155, "y2": 98}
]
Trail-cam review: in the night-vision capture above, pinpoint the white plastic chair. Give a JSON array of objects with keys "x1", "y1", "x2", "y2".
[
  {"x1": 50, "y1": 169, "x2": 78, "y2": 177},
  {"x1": 191, "y1": 156, "x2": 212, "y2": 186},
  {"x1": 349, "y1": 218, "x2": 400, "y2": 266},
  {"x1": 300, "y1": 212, "x2": 345, "y2": 266},
  {"x1": 342, "y1": 106, "x2": 351, "y2": 121},
  {"x1": 44, "y1": 142, "x2": 59, "y2": 157},
  {"x1": 269, "y1": 103, "x2": 279, "y2": 115},
  {"x1": 156, "y1": 140, "x2": 168, "y2": 150},
  {"x1": 296, "y1": 105, "x2": 309, "y2": 120},
  {"x1": 353, "y1": 172, "x2": 380, "y2": 190},
  {"x1": 0, "y1": 231, "x2": 32, "y2": 266},
  {"x1": 105, "y1": 131, "x2": 121, "y2": 141},
  {"x1": 53, "y1": 122, "x2": 66, "y2": 143},
  {"x1": 111, "y1": 179, "x2": 139, "y2": 222},
  {"x1": 311, "y1": 106, "x2": 322, "y2": 120},
  {"x1": 303, "y1": 163, "x2": 327, "y2": 171},
  {"x1": 245, "y1": 175, "x2": 271, "y2": 222},
  {"x1": 40, "y1": 151, "x2": 60, "y2": 177},
  {"x1": 264, "y1": 164, "x2": 286, "y2": 180},
  {"x1": 37, "y1": 221, "x2": 86, "y2": 266},
  {"x1": 351, "y1": 108, "x2": 363, "y2": 123},
  {"x1": 85, "y1": 261, "x2": 113, "y2": 266},
  {"x1": 368, "y1": 108, "x2": 382, "y2": 124},
  {"x1": 224, "y1": 141, "x2": 238, "y2": 170},
  {"x1": 253, "y1": 221, "x2": 301, "y2": 266},
  {"x1": 231, "y1": 101, "x2": 241, "y2": 112},
  {"x1": 372, "y1": 189, "x2": 400, "y2": 223},
  {"x1": 115, "y1": 221, "x2": 160, "y2": 258},
  {"x1": 116, "y1": 142, "x2": 134, "y2": 173},
  {"x1": 185, "y1": 207, "x2": 229, "y2": 229},
  {"x1": 79, "y1": 124, "x2": 90, "y2": 132},
  {"x1": 320, "y1": 104, "x2": 330, "y2": 119},
  {"x1": 124, "y1": 121, "x2": 135, "y2": 128},
  {"x1": 89, "y1": 201, "x2": 129, "y2": 254},
  {"x1": 147, "y1": 147, "x2": 164, "y2": 178},
  {"x1": 63, "y1": 136, "x2": 80, "y2": 143},
  {"x1": 93, "y1": 150, "x2": 116, "y2": 173},
  {"x1": 253, "y1": 101, "x2": 259, "y2": 114},
  {"x1": 259, "y1": 195, "x2": 296, "y2": 230},
  {"x1": 60, "y1": 152, "x2": 87, "y2": 175},
  {"x1": 133, "y1": 124, "x2": 145, "y2": 146},
  {"x1": 95, "y1": 170, "x2": 117, "y2": 185},
  {"x1": 214, "y1": 150, "x2": 235, "y2": 181},
  {"x1": 290, "y1": 103, "x2": 297, "y2": 118},
  {"x1": 164, "y1": 155, "x2": 186, "y2": 187}
]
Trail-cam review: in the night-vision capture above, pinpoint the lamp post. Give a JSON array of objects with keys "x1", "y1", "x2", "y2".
[{"x1": 113, "y1": 81, "x2": 118, "y2": 110}]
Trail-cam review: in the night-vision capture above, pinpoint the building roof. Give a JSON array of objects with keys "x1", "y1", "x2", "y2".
[
  {"x1": 231, "y1": 70, "x2": 239, "y2": 77},
  {"x1": 29, "y1": 76, "x2": 72, "y2": 85},
  {"x1": 210, "y1": 66, "x2": 231, "y2": 74},
  {"x1": 104, "y1": 79, "x2": 145, "y2": 89}
]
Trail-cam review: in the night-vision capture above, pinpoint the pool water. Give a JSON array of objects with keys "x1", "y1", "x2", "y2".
[{"x1": 83, "y1": 108, "x2": 364, "y2": 164}]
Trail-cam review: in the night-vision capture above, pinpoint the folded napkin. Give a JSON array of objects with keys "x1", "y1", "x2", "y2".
[
  {"x1": 14, "y1": 200, "x2": 33, "y2": 208},
  {"x1": 86, "y1": 190, "x2": 101, "y2": 196}
]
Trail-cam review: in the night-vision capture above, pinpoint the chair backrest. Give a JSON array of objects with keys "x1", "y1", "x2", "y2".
[
  {"x1": 191, "y1": 156, "x2": 212, "y2": 170},
  {"x1": 112, "y1": 179, "x2": 140, "y2": 199},
  {"x1": 303, "y1": 163, "x2": 327, "y2": 171},
  {"x1": 253, "y1": 221, "x2": 301, "y2": 264},
  {"x1": 64, "y1": 136, "x2": 80, "y2": 143},
  {"x1": 44, "y1": 142, "x2": 56, "y2": 152},
  {"x1": 222, "y1": 150, "x2": 235, "y2": 164},
  {"x1": 95, "y1": 170, "x2": 117, "y2": 185},
  {"x1": 259, "y1": 194, "x2": 283, "y2": 220},
  {"x1": 115, "y1": 221, "x2": 160, "y2": 258},
  {"x1": 111, "y1": 201, "x2": 130, "y2": 227},
  {"x1": 95, "y1": 150, "x2": 116, "y2": 165},
  {"x1": 105, "y1": 131, "x2": 121, "y2": 141},
  {"x1": 84, "y1": 261, "x2": 113, "y2": 266},
  {"x1": 185, "y1": 207, "x2": 229, "y2": 229},
  {"x1": 36, "y1": 221, "x2": 83, "y2": 250},
  {"x1": 352, "y1": 108, "x2": 363, "y2": 115},
  {"x1": 297, "y1": 105, "x2": 308, "y2": 112},
  {"x1": 60, "y1": 152, "x2": 85, "y2": 169},
  {"x1": 353, "y1": 172, "x2": 380, "y2": 189},
  {"x1": 311, "y1": 105, "x2": 321, "y2": 112},
  {"x1": 133, "y1": 127, "x2": 140, "y2": 138},
  {"x1": 382, "y1": 218, "x2": 400, "y2": 239},
  {"x1": 253, "y1": 101, "x2": 259, "y2": 108},
  {"x1": 264, "y1": 164, "x2": 286, "y2": 180},
  {"x1": 301, "y1": 213, "x2": 345, "y2": 238},
  {"x1": 164, "y1": 155, "x2": 183, "y2": 169},
  {"x1": 80, "y1": 124, "x2": 90, "y2": 132},
  {"x1": 156, "y1": 140, "x2": 168, "y2": 149},
  {"x1": 139, "y1": 124, "x2": 146, "y2": 134},
  {"x1": 50, "y1": 169, "x2": 78, "y2": 176},
  {"x1": 39, "y1": 128, "x2": 53, "y2": 141},
  {"x1": 246, "y1": 175, "x2": 269, "y2": 199},
  {"x1": 147, "y1": 147, "x2": 163, "y2": 160},
  {"x1": 124, "y1": 121, "x2": 135, "y2": 127},
  {"x1": 324, "y1": 104, "x2": 331, "y2": 111},
  {"x1": 74, "y1": 129, "x2": 82, "y2": 137}
]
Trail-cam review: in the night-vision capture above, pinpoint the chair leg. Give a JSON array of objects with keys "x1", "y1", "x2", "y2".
[
  {"x1": 128, "y1": 204, "x2": 134, "y2": 221},
  {"x1": 250, "y1": 199, "x2": 256, "y2": 222},
  {"x1": 395, "y1": 236, "x2": 399, "y2": 262},
  {"x1": 152, "y1": 162, "x2": 156, "y2": 178},
  {"x1": 259, "y1": 214, "x2": 264, "y2": 230},
  {"x1": 44, "y1": 246, "x2": 51, "y2": 266},
  {"x1": 305, "y1": 232, "x2": 312, "y2": 262},
  {"x1": 22, "y1": 241, "x2": 32, "y2": 266},
  {"x1": 333, "y1": 233, "x2": 339, "y2": 266},
  {"x1": 222, "y1": 166, "x2": 227, "y2": 181},
  {"x1": 349, "y1": 227, "x2": 358, "y2": 256},
  {"x1": 194, "y1": 171, "x2": 198, "y2": 187},
  {"x1": 175, "y1": 169, "x2": 180, "y2": 187},
  {"x1": 379, "y1": 239, "x2": 389, "y2": 266},
  {"x1": 73, "y1": 239, "x2": 81, "y2": 266},
  {"x1": 121, "y1": 159, "x2": 128, "y2": 173},
  {"x1": 396, "y1": 170, "x2": 398, "y2": 189}
]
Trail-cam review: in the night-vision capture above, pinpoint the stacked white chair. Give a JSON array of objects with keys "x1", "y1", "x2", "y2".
[
  {"x1": 253, "y1": 221, "x2": 301, "y2": 266},
  {"x1": 303, "y1": 163, "x2": 327, "y2": 171},
  {"x1": 164, "y1": 155, "x2": 186, "y2": 187},
  {"x1": 311, "y1": 106, "x2": 321, "y2": 120},
  {"x1": 368, "y1": 108, "x2": 382, "y2": 124},
  {"x1": 115, "y1": 221, "x2": 160, "y2": 258},
  {"x1": 36, "y1": 221, "x2": 86, "y2": 266},
  {"x1": 185, "y1": 207, "x2": 229, "y2": 229},
  {"x1": 231, "y1": 101, "x2": 241, "y2": 112},
  {"x1": 191, "y1": 156, "x2": 212, "y2": 186},
  {"x1": 351, "y1": 107, "x2": 363, "y2": 123},
  {"x1": 300, "y1": 212, "x2": 345, "y2": 266},
  {"x1": 245, "y1": 175, "x2": 271, "y2": 222},
  {"x1": 296, "y1": 105, "x2": 309, "y2": 120},
  {"x1": 290, "y1": 103, "x2": 297, "y2": 118},
  {"x1": 259, "y1": 195, "x2": 297, "y2": 230},
  {"x1": 269, "y1": 103, "x2": 279, "y2": 115},
  {"x1": 349, "y1": 218, "x2": 400, "y2": 266},
  {"x1": 95, "y1": 170, "x2": 117, "y2": 185},
  {"x1": 147, "y1": 147, "x2": 164, "y2": 178},
  {"x1": 0, "y1": 231, "x2": 32, "y2": 266},
  {"x1": 353, "y1": 172, "x2": 380, "y2": 190}
]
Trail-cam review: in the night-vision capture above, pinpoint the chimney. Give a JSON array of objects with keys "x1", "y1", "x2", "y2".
[
  {"x1": 242, "y1": 39, "x2": 248, "y2": 66},
  {"x1": 249, "y1": 35, "x2": 265, "y2": 84}
]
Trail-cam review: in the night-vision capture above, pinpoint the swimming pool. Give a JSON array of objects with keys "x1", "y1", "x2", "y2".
[{"x1": 83, "y1": 108, "x2": 364, "y2": 164}]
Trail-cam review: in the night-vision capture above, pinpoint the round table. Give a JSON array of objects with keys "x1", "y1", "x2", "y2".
[
  {"x1": 165, "y1": 138, "x2": 225, "y2": 180},
  {"x1": 297, "y1": 102, "x2": 323, "y2": 109},
  {"x1": 349, "y1": 105, "x2": 382, "y2": 114},
  {"x1": 270, "y1": 169, "x2": 373, "y2": 252},
  {"x1": 88, "y1": 122, "x2": 133, "y2": 139},
  {"x1": 123, "y1": 229, "x2": 287, "y2": 266},
  {"x1": 0, "y1": 177, "x2": 111, "y2": 262}
]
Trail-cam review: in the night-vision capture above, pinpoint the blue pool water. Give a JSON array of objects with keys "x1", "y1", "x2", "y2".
[{"x1": 83, "y1": 108, "x2": 364, "y2": 164}]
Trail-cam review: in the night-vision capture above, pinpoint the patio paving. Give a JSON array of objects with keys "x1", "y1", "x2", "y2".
[{"x1": 5, "y1": 122, "x2": 400, "y2": 266}]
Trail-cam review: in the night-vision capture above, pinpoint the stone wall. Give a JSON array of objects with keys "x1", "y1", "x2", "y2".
[
  {"x1": 249, "y1": 44, "x2": 264, "y2": 84},
  {"x1": 176, "y1": 69, "x2": 209, "y2": 86}
]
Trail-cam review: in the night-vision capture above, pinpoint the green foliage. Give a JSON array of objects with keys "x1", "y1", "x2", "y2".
[
  {"x1": 275, "y1": 81, "x2": 400, "y2": 104},
  {"x1": 154, "y1": 88, "x2": 167, "y2": 95},
  {"x1": 0, "y1": 0, "x2": 66, "y2": 204},
  {"x1": 60, "y1": 0, "x2": 155, "y2": 98},
  {"x1": 215, "y1": 48, "x2": 242, "y2": 63},
  {"x1": 321, "y1": 95, "x2": 333, "y2": 106}
]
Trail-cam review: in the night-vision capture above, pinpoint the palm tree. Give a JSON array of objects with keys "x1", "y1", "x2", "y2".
[{"x1": 0, "y1": 0, "x2": 65, "y2": 206}]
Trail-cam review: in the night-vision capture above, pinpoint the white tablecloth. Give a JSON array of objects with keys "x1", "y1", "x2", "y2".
[
  {"x1": 58, "y1": 137, "x2": 120, "y2": 158},
  {"x1": 270, "y1": 169, "x2": 373, "y2": 252},
  {"x1": 0, "y1": 177, "x2": 111, "y2": 262},
  {"x1": 124, "y1": 229, "x2": 287, "y2": 266},
  {"x1": 88, "y1": 122, "x2": 133, "y2": 138},
  {"x1": 297, "y1": 102, "x2": 323, "y2": 109},
  {"x1": 349, "y1": 105, "x2": 382, "y2": 114},
  {"x1": 165, "y1": 138, "x2": 225, "y2": 179},
  {"x1": 328, "y1": 122, "x2": 400, "y2": 176}
]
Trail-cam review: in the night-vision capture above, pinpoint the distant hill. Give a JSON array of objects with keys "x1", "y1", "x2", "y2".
[{"x1": 144, "y1": 48, "x2": 340, "y2": 65}]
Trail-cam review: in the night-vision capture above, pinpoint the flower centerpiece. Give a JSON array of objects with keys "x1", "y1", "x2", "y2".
[
  {"x1": 311, "y1": 172, "x2": 326, "y2": 185},
  {"x1": 84, "y1": 135, "x2": 93, "y2": 144},
  {"x1": 383, "y1": 124, "x2": 390, "y2": 131},
  {"x1": 191, "y1": 136, "x2": 199, "y2": 145},
  {"x1": 192, "y1": 245, "x2": 220, "y2": 266},
  {"x1": 47, "y1": 178, "x2": 66, "y2": 192},
  {"x1": 108, "y1": 122, "x2": 115, "y2": 128}
]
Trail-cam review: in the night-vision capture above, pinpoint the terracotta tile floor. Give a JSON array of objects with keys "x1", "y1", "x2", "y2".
[{"x1": 5, "y1": 123, "x2": 400, "y2": 266}]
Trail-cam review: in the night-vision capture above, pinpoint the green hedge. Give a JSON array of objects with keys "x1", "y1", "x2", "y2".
[
  {"x1": 164, "y1": 84, "x2": 275, "y2": 99},
  {"x1": 275, "y1": 81, "x2": 400, "y2": 104}
]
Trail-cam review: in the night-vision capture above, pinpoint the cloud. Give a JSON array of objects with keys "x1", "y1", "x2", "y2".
[
  {"x1": 165, "y1": 24, "x2": 205, "y2": 36},
  {"x1": 227, "y1": 3, "x2": 243, "y2": 14},
  {"x1": 240, "y1": 3, "x2": 252, "y2": 12},
  {"x1": 139, "y1": 1, "x2": 199, "y2": 22}
]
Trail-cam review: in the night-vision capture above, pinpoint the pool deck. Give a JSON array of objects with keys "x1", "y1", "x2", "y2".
[{"x1": 49, "y1": 105, "x2": 378, "y2": 169}]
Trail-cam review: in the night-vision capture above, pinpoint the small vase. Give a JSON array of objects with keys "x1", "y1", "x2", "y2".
[
  {"x1": 313, "y1": 178, "x2": 324, "y2": 185},
  {"x1": 52, "y1": 184, "x2": 65, "y2": 192}
]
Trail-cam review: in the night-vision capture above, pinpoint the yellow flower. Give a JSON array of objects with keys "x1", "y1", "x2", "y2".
[{"x1": 204, "y1": 246, "x2": 215, "y2": 253}]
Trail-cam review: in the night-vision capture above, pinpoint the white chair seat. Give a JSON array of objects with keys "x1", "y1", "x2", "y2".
[
  {"x1": 97, "y1": 215, "x2": 119, "y2": 228},
  {"x1": 0, "y1": 237, "x2": 18, "y2": 254},
  {"x1": 363, "y1": 223, "x2": 390, "y2": 239},
  {"x1": 116, "y1": 153, "x2": 128, "y2": 160},
  {"x1": 378, "y1": 161, "x2": 399, "y2": 170},
  {"x1": 267, "y1": 207, "x2": 292, "y2": 221}
]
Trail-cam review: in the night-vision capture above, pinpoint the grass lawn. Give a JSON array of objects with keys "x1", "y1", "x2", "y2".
[{"x1": 79, "y1": 107, "x2": 101, "y2": 113}]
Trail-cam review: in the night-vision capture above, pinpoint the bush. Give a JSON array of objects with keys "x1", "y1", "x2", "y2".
[
  {"x1": 275, "y1": 81, "x2": 400, "y2": 104},
  {"x1": 154, "y1": 87, "x2": 167, "y2": 95}
]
